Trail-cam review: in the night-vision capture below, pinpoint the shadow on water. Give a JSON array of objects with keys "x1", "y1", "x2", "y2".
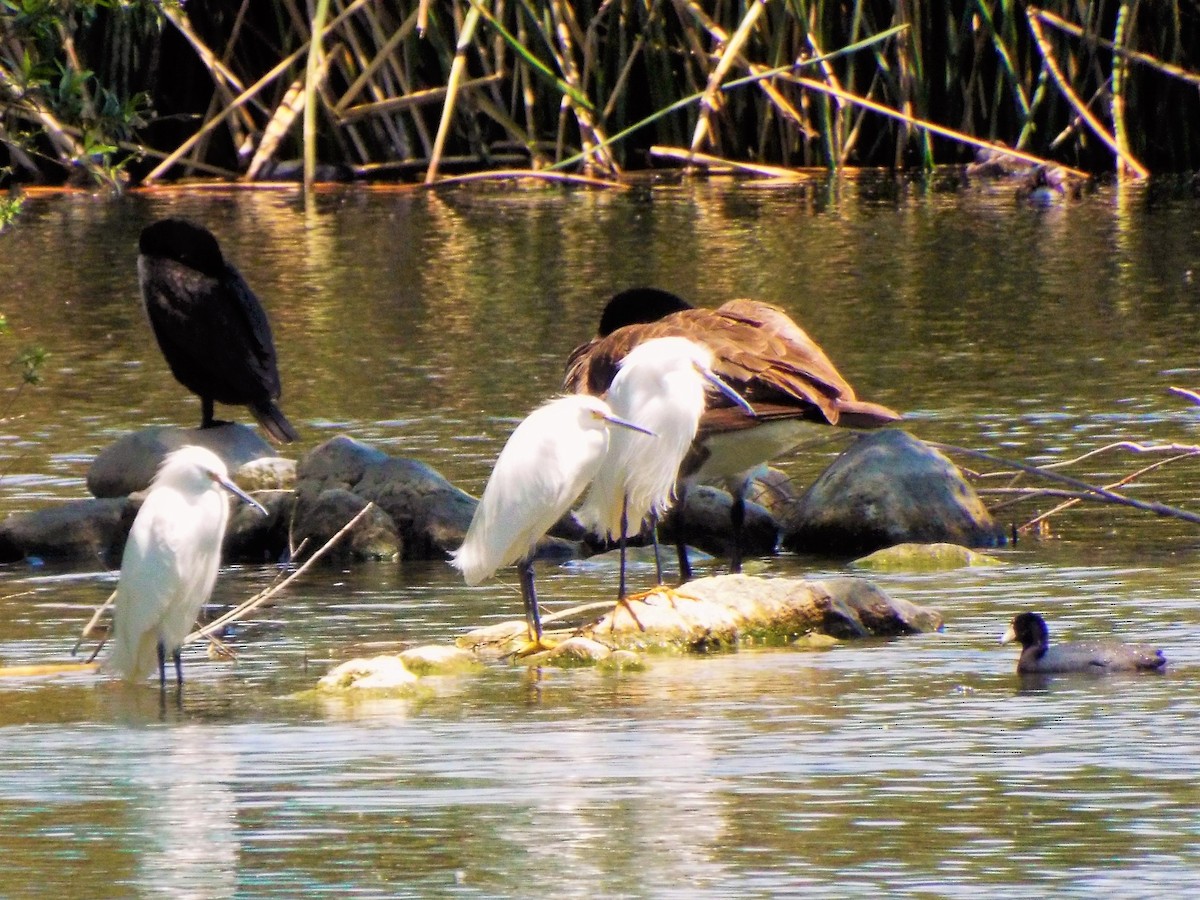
[{"x1": 1, "y1": 176, "x2": 1200, "y2": 894}]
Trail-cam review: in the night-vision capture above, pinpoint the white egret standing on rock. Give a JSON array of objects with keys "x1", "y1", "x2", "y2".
[
  {"x1": 566, "y1": 288, "x2": 901, "y2": 578},
  {"x1": 575, "y1": 336, "x2": 754, "y2": 598},
  {"x1": 450, "y1": 394, "x2": 653, "y2": 647},
  {"x1": 104, "y1": 445, "x2": 267, "y2": 689}
]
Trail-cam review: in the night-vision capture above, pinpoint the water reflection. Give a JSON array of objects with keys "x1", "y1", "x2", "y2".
[{"x1": 1, "y1": 181, "x2": 1200, "y2": 894}]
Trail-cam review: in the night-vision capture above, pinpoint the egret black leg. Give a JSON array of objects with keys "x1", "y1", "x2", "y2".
[
  {"x1": 517, "y1": 558, "x2": 542, "y2": 641},
  {"x1": 729, "y1": 492, "x2": 746, "y2": 574},
  {"x1": 173, "y1": 647, "x2": 184, "y2": 687},
  {"x1": 675, "y1": 485, "x2": 693, "y2": 582},
  {"x1": 201, "y1": 396, "x2": 216, "y2": 429},
  {"x1": 618, "y1": 497, "x2": 629, "y2": 600},
  {"x1": 650, "y1": 511, "x2": 664, "y2": 585},
  {"x1": 157, "y1": 640, "x2": 167, "y2": 691}
]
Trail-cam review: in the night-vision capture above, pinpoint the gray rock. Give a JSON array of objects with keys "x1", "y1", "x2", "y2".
[
  {"x1": 0, "y1": 498, "x2": 133, "y2": 565},
  {"x1": 88, "y1": 424, "x2": 276, "y2": 498},
  {"x1": 660, "y1": 485, "x2": 779, "y2": 559},
  {"x1": 294, "y1": 435, "x2": 475, "y2": 560},
  {"x1": 225, "y1": 490, "x2": 294, "y2": 563},
  {"x1": 291, "y1": 487, "x2": 402, "y2": 561},
  {"x1": 782, "y1": 429, "x2": 1003, "y2": 555}
]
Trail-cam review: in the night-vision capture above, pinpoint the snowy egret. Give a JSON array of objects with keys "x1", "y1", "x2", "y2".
[
  {"x1": 450, "y1": 394, "x2": 653, "y2": 646},
  {"x1": 575, "y1": 336, "x2": 753, "y2": 597},
  {"x1": 565, "y1": 288, "x2": 900, "y2": 577},
  {"x1": 104, "y1": 445, "x2": 268, "y2": 688},
  {"x1": 1001, "y1": 612, "x2": 1167, "y2": 674},
  {"x1": 138, "y1": 218, "x2": 299, "y2": 443}
]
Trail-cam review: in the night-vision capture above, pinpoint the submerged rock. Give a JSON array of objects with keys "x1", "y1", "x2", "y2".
[
  {"x1": 318, "y1": 655, "x2": 420, "y2": 691},
  {"x1": 782, "y1": 430, "x2": 1003, "y2": 555},
  {"x1": 87, "y1": 423, "x2": 275, "y2": 498},
  {"x1": 316, "y1": 644, "x2": 483, "y2": 691},
  {"x1": 0, "y1": 497, "x2": 133, "y2": 565},
  {"x1": 851, "y1": 542, "x2": 1004, "y2": 572}
]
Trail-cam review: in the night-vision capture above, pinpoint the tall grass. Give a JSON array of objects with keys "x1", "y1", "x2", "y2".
[{"x1": 1, "y1": 1, "x2": 1199, "y2": 186}]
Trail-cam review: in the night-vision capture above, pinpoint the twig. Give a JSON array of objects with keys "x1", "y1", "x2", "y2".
[
  {"x1": 650, "y1": 146, "x2": 808, "y2": 178},
  {"x1": 185, "y1": 501, "x2": 377, "y2": 644},
  {"x1": 971, "y1": 439, "x2": 1200, "y2": 477},
  {"x1": 1014, "y1": 453, "x2": 1198, "y2": 532},
  {"x1": 1025, "y1": 8, "x2": 1149, "y2": 178},
  {"x1": 1032, "y1": 7, "x2": 1200, "y2": 89},
  {"x1": 1168, "y1": 386, "x2": 1200, "y2": 406},
  {"x1": 785, "y1": 75, "x2": 1090, "y2": 178},
  {"x1": 929, "y1": 441, "x2": 1200, "y2": 527},
  {"x1": 73, "y1": 589, "x2": 116, "y2": 657},
  {"x1": 424, "y1": 169, "x2": 629, "y2": 189}
]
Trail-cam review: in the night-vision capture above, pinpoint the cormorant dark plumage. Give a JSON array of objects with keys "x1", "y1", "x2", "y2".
[
  {"x1": 565, "y1": 288, "x2": 901, "y2": 578},
  {"x1": 1001, "y1": 612, "x2": 1167, "y2": 675},
  {"x1": 137, "y1": 218, "x2": 298, "y2": 443}
]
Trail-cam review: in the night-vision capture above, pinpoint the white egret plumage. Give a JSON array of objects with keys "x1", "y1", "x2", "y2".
[
  {"x1": 450, "y1": 394, "x2": 652, "y2": 646},
  {"x1": 575, "y1": 336, "x2": 754, "y2": 597},
  {"x1": 104, "y1": 445, "x2": 267, "y2": 688}
]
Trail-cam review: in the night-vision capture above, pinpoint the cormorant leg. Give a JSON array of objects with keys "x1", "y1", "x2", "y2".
[
  {"x1": 157, "y1": 640, "x2": 167, "y2": 692},
  {"x1": 675, "y1": 485, "x2": 693, "y2": 583},
  {"x1": 201, "y1": 396, "x2": 216, "y2": 429},
  {"x1": 517, "y1": 558, "x2": 542, "y2": 641},
  {"x1": 173, "y1": 647, "x2": 184, "y2": 687},
  {"x1": 729, "y1": 491, "x2": 746, "y2": 574}
]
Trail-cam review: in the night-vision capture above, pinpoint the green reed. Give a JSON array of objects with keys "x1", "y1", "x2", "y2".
[{"x1": 1, "y1": 1, "x2": 1198, "y2": 185}]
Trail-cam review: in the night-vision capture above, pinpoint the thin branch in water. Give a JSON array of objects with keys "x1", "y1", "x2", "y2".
[
  {"x1": 928, "y1": 441, "x2": 1200, "y2": 527},
  {"x1": 186, "y1": 501, "x2": 378, "y2": 644}
]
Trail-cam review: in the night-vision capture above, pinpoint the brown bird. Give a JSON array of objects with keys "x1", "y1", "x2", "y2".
[
  {"x1": 138, "y1": 218, "x2": 299, "y2": 443},
  {"x1": 565, "y1": 287, "x2": 900, "y2": 579}
]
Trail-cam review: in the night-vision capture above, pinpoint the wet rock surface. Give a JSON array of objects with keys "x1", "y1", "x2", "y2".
[{"x1": 782, "y1": 430, "x2": 1004, "y2": 555}]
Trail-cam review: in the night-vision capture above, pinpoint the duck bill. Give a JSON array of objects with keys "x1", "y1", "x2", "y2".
[
  {"x1": 603, "y1": 413, "x2": 655, "y2": 437},
  {"x1": 699, "y1": 367, "x2": 755, "y2": 416},
  {"x1": 217, "y1": 476, "x2": 269, "y2": 516},
  {"x1": 1000, "y1": 624, "x2": 1017, "y2": 645}
]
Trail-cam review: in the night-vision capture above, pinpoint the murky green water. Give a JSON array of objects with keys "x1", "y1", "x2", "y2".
[{"x1": 2, "y1": 177, "x2": 1200, "y2": 896}]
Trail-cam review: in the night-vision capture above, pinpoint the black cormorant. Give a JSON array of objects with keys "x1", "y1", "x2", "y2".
[{"x1": 137, "y1": 218, "x2": 298, "y2": 443}]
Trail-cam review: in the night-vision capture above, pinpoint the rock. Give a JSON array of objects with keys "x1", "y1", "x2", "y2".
[
  {"x1": 781, "y1": 430, "x2": 1003, "y2": 555},
  {"x1": 398, "y1": 644, "x2": 484, "y2": 676},
  {"x1": 742, "y1": 467, "x2": 804, "y2": 523},
  {"x1": 659, "y1": 485, "x2": 779, "y2": 559},
  {"x1": 293, "y1": 435, "x2": 475, "y2": 560},
  {"x1": 523, "y1": 636, "x2": 616, "y2": 667},
  {"x1": 851, "y1": 541, "x2": 1004, "y2": 572},
  {"x1": 88, "y1": 424, "x2": 276, "y2": 498},
  {"x1": 317, "y1": 655, "x2": 420, "y2": 691},
  {"x1": 224, "y1": 490, "x2": 294, "y2": 562},
  {"x1": 235, "y1": 457, "x2": 296, "y2": 492},
  {"x1": 0, "y1": 497, "x2": 133, "y2": 565},
  {"x1": 291, "y1": 487, "x2": 402, "y2": 561},
  {"x1": 458, "y1": 573, "x2": 942, "y2": 657}
]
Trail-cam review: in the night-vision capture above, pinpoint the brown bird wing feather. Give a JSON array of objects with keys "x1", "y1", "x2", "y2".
[{"x1": 564, "y1": 298, "x2": 901, "y2": 428}]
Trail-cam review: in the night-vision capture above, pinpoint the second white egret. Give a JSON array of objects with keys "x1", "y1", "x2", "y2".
[
  {"x1": 450, "y1": 394, "x2": 652, "y2": 646},
  {"x1": 575, "y1": 336, "x2": 754, "y2": 597}
]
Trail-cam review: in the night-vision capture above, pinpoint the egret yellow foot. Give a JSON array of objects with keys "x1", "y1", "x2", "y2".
[
  {"x1": 610, "y1": 585, "x2": 699, "y2": 633},
  {"x1": 513, "y1": 635, "x2": 560, "y2": 658}
]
